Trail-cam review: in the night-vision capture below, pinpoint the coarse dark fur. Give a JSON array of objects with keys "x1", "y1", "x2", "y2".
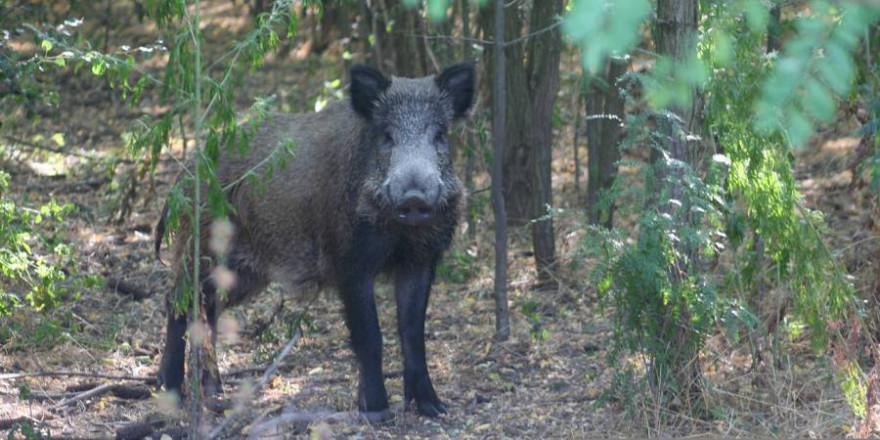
[{"x1": 155, "y1": 63, "x2": 474, "y2": 422}]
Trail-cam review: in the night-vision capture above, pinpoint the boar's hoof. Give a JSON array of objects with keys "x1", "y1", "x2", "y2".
[
  {"x1": 414, "y1": 397, "x2": 448, "y2": 418},
  {"x1": 360, "y1": 408, "x2": 393, "y2": 424}
]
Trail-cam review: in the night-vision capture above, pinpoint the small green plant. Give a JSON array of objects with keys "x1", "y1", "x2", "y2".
[
  {"x1": 0, "y1": 170, "x2": 99, "y2": 318},
  {"x1": 521, "y1": 299, "x2": 548, "y2": 343},
  {"x1": 436, "y1": 247, "x2": 477, "y2": 284}
]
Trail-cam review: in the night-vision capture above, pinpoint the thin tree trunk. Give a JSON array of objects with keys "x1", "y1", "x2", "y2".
[
  {"x1": 370, "y1": 0, "x2": 384, "y2": 69},
  {"x1": 499, "y1": 6, "x2": 532, "y2": 225},
  {"x1": 462, "y1": 0, "x2": 477, "y2": 240},
  {"x1": 492, "y1": 0, "x2": 509, "y2": 342},
  {"x1": 573, "y1": 79, "x2": 582, "y2": 197},
  {"x1": 309, "y1": 3, "x2": 337, "y2": 55},
  {"x1": 586, "y1": 58, "x2": 626, "y2": 228},
  {"x1": 595, "y1": 58, "x2": 626, "y2": 229},
  {"x1": 747, "y1": 0, "x2": 783, "y2": 369},
  {"x1": 389, "y1": 0, "x2": 427, "y2": 77},
  {"x1": 653, "y1": 0, "x2": 703, "y2": 404},
  {"x1": 767, "y1": 4, "x2": 783, "y2": 53},
  {"x1": 526, "y1": 0, "x2": 564, "y2": 286},
  {"x1": 358, "y1": 0, "x2": 374, "y2": 65},
  {"x1": 585, "y1": 69, "x2": 606, "y2": 224}
]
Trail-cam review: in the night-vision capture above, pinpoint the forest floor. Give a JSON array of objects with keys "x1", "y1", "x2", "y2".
[{"x1": 2, "y1": 2, "x2": 878, "y2": 439}]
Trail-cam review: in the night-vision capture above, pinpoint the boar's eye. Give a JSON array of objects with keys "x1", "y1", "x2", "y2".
[
  {"x1": 434, "y1": 131, "x2": 449, "y2": 153},
  {"x1": 379, "y1": 130, "x2": 394, "y2": 152}
]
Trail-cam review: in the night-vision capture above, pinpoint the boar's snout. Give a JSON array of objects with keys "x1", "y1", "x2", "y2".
[
  {"x1": 395, "y1": 192, "x2": 434, "y2": 225},
  {"x1": 387, "y1": 171, "x2": 441, "y2": 226}
]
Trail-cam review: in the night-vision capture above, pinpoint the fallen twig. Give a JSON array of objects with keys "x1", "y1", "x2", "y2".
[
  {"x1": 106, "y1": 277, "x2": 154, "y2": 301},
  {"x1": 1, "y1": 134, "x2": 113, "y2": 161},
  {"x1": 245, "y1": 402, "x2": 406, "y2": 439},
  {"x1": 225, "y1": 366, "x2": 401, "y2": 385},
  {"x1": 114, "y1": 420, "x2": 188, "y2": 440},
  {"x1": 1, "y1": 383, "x2": 152, "y2": 407},
  {"x1": 28, "y1": 177, "x2": 112, "y2": 192},
  {"x1": 50, "y1": 383, "x2": 115, "y2": 409},
  {"x1": 245, "y1": 411, "x2": 355, "y2": 439},
  {"x1": 205, "y1": 308, "x2": 309, "y2": 440},
  {"x1": 0, "y1": 371, "x2": 157, "y2": 384}
]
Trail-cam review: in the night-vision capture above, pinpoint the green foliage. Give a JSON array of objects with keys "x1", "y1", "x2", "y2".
[
  {"x1": 642, "y1": 51, "x2": 708, "y2": 110},
  {"x1": 404, "y1": 0, "x2": 487, "y2": 22},
  {"x1": 567, "y1": 0, "x2": 865, "y2": 402},
  {"x1": 704, "y1": 4, "x2": 854, "y2": 349},
  {"x1": 436, "y1": 247, "x2": 477, "y2": 284},
  {"x1": 5, "y1": 420, "x2": 51, "y2": 440},
  {"x1": 0, "y1": 170, "x2": 98, "y2": 317},
  {"x1": 521, "y1": 299, "x2": 548, "y2": 343},
  {"x1": 585, "y1": 132, "x2": 732, "y2": 387},
  {"x1": 754, "y1": 1, "x2": 880, "y2": 146},
  {"x1": 564, "y1": 0, "x2": 651, "y2": 73}
]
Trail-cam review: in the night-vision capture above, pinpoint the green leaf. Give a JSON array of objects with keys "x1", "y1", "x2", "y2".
[
  {"x1": 802, "y1": 79, "x2": 834, "y2": 123},
  {"x1": 91, "y1": 59, "x2": 107, "y2": 76},
  {"x1": 427, "y1": 0, "x2": 448, "y2": 22},
  {"x1": 742, "y1": 0, "x2": 769, "y2": 33},
  {"x1": 565, "y1": 0, "x2": 651, "y2": 73},
  {"x1": 41, "y1": 39, "x2": 53, "y2": 53},
  {"x1": 786, "y1": 110, "x2": 813, "y2": 147}
]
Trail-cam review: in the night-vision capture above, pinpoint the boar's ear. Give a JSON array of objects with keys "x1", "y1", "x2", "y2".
[
  {"x1": 436, "y1": 63, "x2": 475, "y2": 120},
  {"x1": 350, "y1": 65, "x2": 391, "y2": 120}
]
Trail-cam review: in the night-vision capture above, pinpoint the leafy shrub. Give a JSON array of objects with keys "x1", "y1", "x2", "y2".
[{"x1": 0, "y1": 170, "x2": 97, "y2": 317}]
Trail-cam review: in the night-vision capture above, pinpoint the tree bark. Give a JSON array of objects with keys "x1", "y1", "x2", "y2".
[
  {"x1": 585, "y1": 58, "x2": 627, "y2": 228},
  {"x1": 498, "y1": 5, "x2": 531, "y2": 225},
  {"x1": 462, "y1": 0, "x2": 478, "y2": 240},
  {"x1": 388, "y1": 0, "x2": 427, "y2": 76},
  {"x1": 526, "y1": 0, "x2": 563, "y2": 285},
  {"x1": 767, "y1": 4, "x2": 783, "y2": 53},
  {"x1": 585, "y1": 71, "x2": 605, "y2": 221},
  {"x1": 596, "y1": 58, "x2": 626, "y2": 228},
  {"x1": 653, "y1": 0, "x2": 703, "y2": 403},
  {"x1": 492, "y1": 0, "x2": 509, "y2": 342},
  {"x1": 487, "y1": 0, "x2": 563, "y2": 284}
]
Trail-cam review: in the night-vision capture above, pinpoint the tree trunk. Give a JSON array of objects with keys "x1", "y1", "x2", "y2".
[
  {"x1": 596, "y1": 58, "x2": 626, "y2": 228},
  {"x1": 486, "y1": 0, "x2": 562, "y2": 283},
  {"x1": 388, "y1": 0, "x2": 427, "y2": 77},
  {"x1": 309, "y1": 4, "x2": 338, "y2": 55},
  {"x1": 498, "y1": 6, "x2": 532, "y2": 225},
  {"x1": 767, "y1": 4, "x2": 782, "y2": 53},
  {"x1": 585, "y1": 58, "x2": 627, "y2": 228},
  {"x1": 462, "y1": 0, "x2": 477, "y2": 240},
  {"x1": 653, "y1": 0, "x2": 702, "y2": 404},
  {"x1": 585, "y1": 71, "x2": 605, "y2": 221},
  {"x1": 573, "y1": 82, "x2": 583, "y2": 197},
  {"x1": 525, "y1": 0, "x2": 564, "y2": 285},
  {"x1": 491, "y1": 0, "x2": 509, "y2": 342}
]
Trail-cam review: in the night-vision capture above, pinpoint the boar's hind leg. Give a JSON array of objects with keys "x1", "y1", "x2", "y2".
[
  {"x1": 158, "y1": 286, "x2": 187, "y2": 397},
  {"x1": 202, "y1": 258, "x2": 269, "y2": 399},
  {"x1": 199, "y1": 280, "x2": 223, "y2": 398},
  {"x1": 157, "y1": 275, "x2": 223, "y2": 399},
  {"x1": 340, "y1": 226, "x2": 393, "y2": 423},
  {"x1": 395, "y1": 261, "x2": 447, "y2": 417}
]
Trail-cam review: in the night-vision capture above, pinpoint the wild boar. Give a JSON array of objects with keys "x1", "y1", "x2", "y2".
[{"x1": 155, "y1": 63, "x2": 474, "y2": 422}]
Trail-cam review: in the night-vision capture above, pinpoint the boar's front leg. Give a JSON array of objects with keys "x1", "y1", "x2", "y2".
[
  {"x1": 395, "y1": 261, "x2": 447, "y2": 417},
  {"x1": 340, "y1": 226, "x2": 393, "y2": 423}
]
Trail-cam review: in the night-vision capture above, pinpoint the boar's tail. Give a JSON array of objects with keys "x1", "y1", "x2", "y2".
[{"x1": 155, "y1": 201, "x2": 170, "y2": 265}]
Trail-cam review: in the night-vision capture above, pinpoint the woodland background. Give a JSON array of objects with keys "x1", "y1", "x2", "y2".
[{"x1": 2, "y1": 0, "x2": 880, "y2": 438}]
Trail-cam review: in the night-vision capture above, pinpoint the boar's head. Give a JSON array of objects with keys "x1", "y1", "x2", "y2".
[{"x1": 350, "y1": 63, "x2": 474, "y2": 227}]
